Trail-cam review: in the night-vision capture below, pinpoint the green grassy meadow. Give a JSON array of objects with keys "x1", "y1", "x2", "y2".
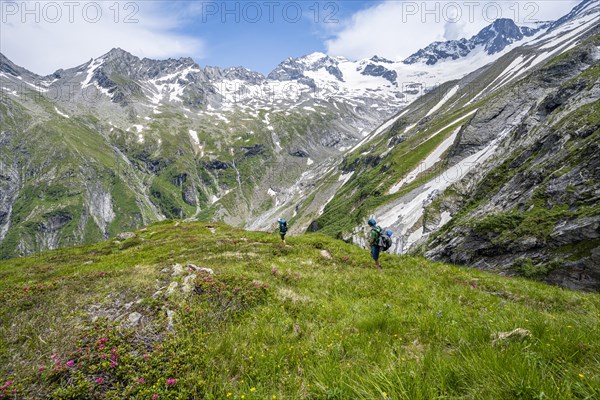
[{"x1": 0, "y1": 221, "x2": 598, "y2": 399}]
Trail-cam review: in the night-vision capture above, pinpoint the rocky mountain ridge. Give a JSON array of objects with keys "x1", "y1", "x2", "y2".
[{"x1": 403, "y1": 18, "x2": 549, "y2": 65}]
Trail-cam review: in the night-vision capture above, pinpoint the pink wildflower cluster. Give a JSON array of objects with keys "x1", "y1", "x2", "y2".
[
  {"x1": 1, "y1": 380, "x2": 15, "y2": 396},
  {"x1": 48, "y1": 353, "x2": 67, "y2": 374},
  {"x1": 110, "y1": 349, "x2": 118, "y2": 365},
  {"x1": 21, "y1": 284, "x2": 53, "y2": 293},
  {"x1": 166, "y1": 378, "x2": 177, "y2": 386}
]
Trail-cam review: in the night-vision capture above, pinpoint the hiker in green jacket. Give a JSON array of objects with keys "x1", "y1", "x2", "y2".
[{"x1": 368, "y1": 219, "x2": 383, "y2": 269}]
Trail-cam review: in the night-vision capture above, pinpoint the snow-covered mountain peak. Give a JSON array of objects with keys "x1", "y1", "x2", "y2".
[
  {"x1": 300, "y1": 52, "x2": 329, "y2": 65},
  {"x1": 267, "y1": 52, "x2": 344, "y2": 83},
  {"x1": 480, "y1": 18, "x2": 518, "y2": 36},
  {"x1": 288, "y1": 52, "x2": 341, "y2": 70},
  {"x1": 403, "y1": 17, "x2": 550, "y2": 65},
  {"x1": 102, "y1": 47, "x2": 134, "y2": 60}
]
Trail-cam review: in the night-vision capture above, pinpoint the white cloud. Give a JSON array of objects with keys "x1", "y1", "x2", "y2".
[
  {"x1": 325, "y1": 0, "x2": 581, "y2": 61},
  {"x1": 0, "y1": 1, "x2": 205, "y2": 75}
]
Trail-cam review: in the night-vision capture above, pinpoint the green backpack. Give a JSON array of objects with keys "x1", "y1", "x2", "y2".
[{"x1": 372, "y1": 226, "x2": 382, "y2": 245}]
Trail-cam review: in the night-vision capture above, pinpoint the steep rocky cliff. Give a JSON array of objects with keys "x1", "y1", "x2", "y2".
[{"x1": 423, "y1": 39, "x2": 600, "y2": 290}]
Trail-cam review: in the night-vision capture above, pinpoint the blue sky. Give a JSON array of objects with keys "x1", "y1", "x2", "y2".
[
  {"x1": 1, "y1": 0, "x2": 581, "y2": 75},
  {"x1": 180, "y1": 1, "x2": 364, "y2": 71}
]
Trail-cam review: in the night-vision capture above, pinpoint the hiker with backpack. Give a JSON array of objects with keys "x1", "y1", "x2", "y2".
[
  {"x1": 368, "y1": 219, "x2": 383, "y2": 269},
  {"x1": 277, "y1": 218, "x2": 288, "y2": 244},
  {"x1": 367, "y1": 219, "x2": 393, "y2": 269}
]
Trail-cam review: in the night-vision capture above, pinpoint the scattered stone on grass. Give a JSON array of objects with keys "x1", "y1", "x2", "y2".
[{"x1": 492, "y1": 328, "x2": 531, "y2": 346}]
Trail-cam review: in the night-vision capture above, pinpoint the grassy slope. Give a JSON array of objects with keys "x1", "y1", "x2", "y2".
[{"x1": 0, "y1": 222, "x2": 598, "y2": 399}]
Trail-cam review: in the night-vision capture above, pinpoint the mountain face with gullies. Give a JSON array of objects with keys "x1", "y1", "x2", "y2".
[
  {"x1": 298, "y1": 0, "x2": 600, "y2": 291},
  {"x1": 1, "y1": 0, "x2": 599, "y2": 290}
]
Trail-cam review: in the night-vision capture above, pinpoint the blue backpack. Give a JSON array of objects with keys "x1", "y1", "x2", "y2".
[
  {"x1": 378, "y1": 229, "x2": 393, "y2": 251},
  {"x1": 279, "y1": 219, "x2": 288, "y2": 233}
]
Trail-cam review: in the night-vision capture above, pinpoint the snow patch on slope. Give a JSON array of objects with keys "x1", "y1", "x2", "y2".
[
  {"x1": 388, "y1": 126, "x2": 461, "y2": 194},
  {"x1": 348, "y1": 110, "x2": 407, "y2": 154},
  {"x1": 54, "y1": 107, "x2": 70, "y2": 118},
  {"x1": 189, "y1": 129, "x2": 199, "y2": 146},
  {"x1": 378, "y1": 128, "x2": 511, "y2": 253},
  {"x1": 426, "y1": 85, "x2": 459, "y2": 117}
]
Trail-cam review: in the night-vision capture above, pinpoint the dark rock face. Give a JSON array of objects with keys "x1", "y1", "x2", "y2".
[
  {"x1": 0, "y1": 55, "x2": 21, "y2": 76},
  {"x1": 478, "y1": 19, "x2": 525, "y2": 55},
  {"x1": 538, "y1": 81, "x2": 588, "y2": 116},
  {"x1": 40, "y1": 212, "x2": 72, "y2": 233},
  {"x1": 307, "y1": 220, "x2": 321, "y2": 232},
  {"x1": 242, "y1": 144, "x2": 265, "y2": 157},
  {"x1": 223, "y1": 67, "x2": 265, "y2": 84},
  {"x1": 389, "y1": 135, "x2": 407, "y2": 148},
  {"x1": 550, "y1": 218, "x2": 600, "y2": 246},
  {"x1": 206, "y1": 160, "x2": 230, "y2": 170},
  {"x1": 370, "y1": 56, "x2": 394, "y2": 64},
  {"x1": 326, "y1": 65, "x2": 344, "y2": 82},
  {"x1": 182, "y1": 183, "x2": 197, "y2": 206},
  {"x1": 290, "y1": 150, "x2": 310, "y2": 158},
  {"x1": 361, "y1": 64, "x2": 398, "y2": 84},
  {"x1": 267, "y1": 59, "x2": 305, "y2": 81}
]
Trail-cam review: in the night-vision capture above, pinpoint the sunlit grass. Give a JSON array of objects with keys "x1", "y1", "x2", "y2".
[{"x1": 0, "y1": 221, "x2": 598, "y2": 399}]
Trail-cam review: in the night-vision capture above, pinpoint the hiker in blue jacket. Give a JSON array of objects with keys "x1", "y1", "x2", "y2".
[
  {"x1": 368, "y1": 219, "x2": 383, "y2": 269},
  {"x1": 277, "y1": 218, "x2": 288, "y2": 244}
]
